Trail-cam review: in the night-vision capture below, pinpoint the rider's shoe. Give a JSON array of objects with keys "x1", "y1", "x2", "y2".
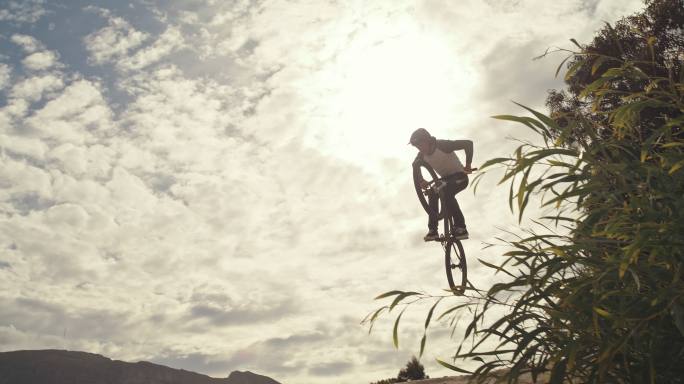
[
  {"x1": 423, "y1": 230, "x2": 439, "y2": 242},
  {"x1": 453, "y1": 227, "x2": 469, "y2": 240}
]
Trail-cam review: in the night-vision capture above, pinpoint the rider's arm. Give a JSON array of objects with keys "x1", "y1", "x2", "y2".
[
  {"x1": 437, "y1": 139, "x2": 473, "y2": 167},
  {"x1": 412, "y1": 153, "x2": 427, "y2": 185}
]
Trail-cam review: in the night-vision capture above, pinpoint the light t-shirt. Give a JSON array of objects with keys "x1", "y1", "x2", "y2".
[{"x1": 423, "y1": 147, "x2": 465, "y2": 177}]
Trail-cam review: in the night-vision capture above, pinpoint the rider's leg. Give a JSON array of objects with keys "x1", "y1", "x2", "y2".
[
  {"x1": 445, "y1": 177, "x2": 469, "y2": 229},
  {"x1": 425, "y1": 190, "x2": 439, "y2": 240},
  {"x1": 451, "y1": 197, "x2": 466, "y2": 229},
  {"x1": 428, "y1": 190, "x2": 438, "y2": 230}
]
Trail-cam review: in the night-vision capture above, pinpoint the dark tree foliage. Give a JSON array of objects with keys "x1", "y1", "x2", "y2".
[
  {"x1": 547, "y1": 0, "x2": 683, "y2": 141},
  {"x1": 397, "y1": 356, "x2": 427, "y2": 382},
  {"x1": 369, "y1": 357, "x2": 427, "y2": 384}
]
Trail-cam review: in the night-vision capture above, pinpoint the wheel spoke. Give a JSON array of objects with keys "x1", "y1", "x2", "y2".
[{"x1": 445, "y1": 240, "x2": 468, "y2": 296}]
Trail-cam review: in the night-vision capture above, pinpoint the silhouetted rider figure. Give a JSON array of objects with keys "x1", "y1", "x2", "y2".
[{"x1": 409, "y1": 128, "x2": 474, "y2": 241}]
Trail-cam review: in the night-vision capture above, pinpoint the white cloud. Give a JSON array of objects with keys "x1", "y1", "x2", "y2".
[
  {"x1": 44, "y1": 203, "x2": 90, "y2": 229},
  {"x1": 593, "y1": 0, "x2": 646, "y2": 22},
  {"x1": 9, "y1": 34, "x2": 62, "y2": 72},
  {"x1": 49, "y1": 171, "x2": 112, "y2": 207},
  {"x1": 10, "y1": 34, "x2": 44, "y2": 53},
  {"x1": 0, "y1": 134, "x2": 49, "y2": 160},
  {"x1": 0, "y1": 98, "x2": 30, "y2": 122},
  {"x1": 106, "y1": 166, "x2": 156, "y2": 205},
  {"x1": 24, "y1": 79, "x2": 113, "y2": 144},
  {"x1": 0, "y1": 0, "x2": 48, "y2": 25},
  {"x1": 46, "y1": 143, "x2": 87, "y2": 176},
  {"x1": 177, "y1": 10, "x2": 199, "y2": 24},
  {"x1": 22, "y1": 50, "x2": 59, "y2": 71},
  {"x1": 0, "y1": 157, "x2": 52, "y2": 202},
  {"x1": 116, "y1": 27, "x2": 185, "y2": 71},
  {"x1": 0, "y1": 325, "x2": 66, "y2": 351},
  {"x1": 0, "y1": 64, "x2": 11, "y2": 90},
  {"x1": 10, "y1": 74, "x2": 64, "y2": 101},
  {"x1": 83, "y1": 11, "x2": 149, "y2": 65}
]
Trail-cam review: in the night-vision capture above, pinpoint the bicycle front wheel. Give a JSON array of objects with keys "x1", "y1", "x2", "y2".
[
  {"x1": 445, "y1": 239, "x2": 467, "y2": 295},
  {"x1": 412, "y1": 159, "x2": 444, "y2": 218}
]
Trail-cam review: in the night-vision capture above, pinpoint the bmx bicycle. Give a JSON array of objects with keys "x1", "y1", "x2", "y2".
[{"x1": 413, "y1": 159, "x2": 474, "y2": 295}]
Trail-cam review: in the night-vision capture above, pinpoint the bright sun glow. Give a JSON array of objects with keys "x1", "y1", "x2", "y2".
[{"x1": 304, "y1": 16, "x2": 477, "y2": 173}]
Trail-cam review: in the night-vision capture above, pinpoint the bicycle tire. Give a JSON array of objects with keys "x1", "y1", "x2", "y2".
[
  {"x1": 445, "y1": 239, "x2": 467, "y2": 295},
  {"x1": 412, "y1": 159, "x2": 444, "y2": 218},
  {"x1": 444, "y1": 217, "x2": 467, "y2": 295}
]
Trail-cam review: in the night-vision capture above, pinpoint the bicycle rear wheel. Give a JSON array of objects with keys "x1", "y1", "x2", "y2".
[{"x1": 444, "y1": 217, "x2": 467, "y2": 295}]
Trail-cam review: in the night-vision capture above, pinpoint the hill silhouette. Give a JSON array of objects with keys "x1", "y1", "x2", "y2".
[{"x1": 0, "y1": 350, "x2": 282, "y2": 384}]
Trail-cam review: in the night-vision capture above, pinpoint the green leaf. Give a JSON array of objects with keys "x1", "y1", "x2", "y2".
[
  {"x1": 646, "y1": 36, "x2": 656, "y2": 62},
  {"x1": 628, "y1": 268, "x2": 641, "y2": 291},
  {"x1": 374, "y1": 290, "x2": 404, "y2": 300},
  {"x1": 479, "y1": 157, "x2": 511, "y2": 169},
  {"x1": 565, "y1": 60, "x2": 583, "y2": 81},
  {"x1": 393, "y1": 308, "x2": 406, "y2": 349},
  {"x1": 436, "y1": 359, "x2": 473, "y2": 375},
  {"x1": 672, "y1": 300, "x2": 684, "y2": 337},
  {"x1": 516, "y1": 167, "x2": 531, "y2": 222},
  {"x1": 591, "y1": 55, "x2": 608, "y2": 75},
  {"x1": 456, "y1": 349, "x2": 517, "y2": 359},
  {"x1": 478, "y1": 258, "x2": 517, "y2": 278},
  {"x1": 363, "y1": 306, "x2": 388, "y2": 334},
  {"x1": 669, "y1": 160, "x2": 684, "y2": 175},
  {"x1": 554, "y1": 55, "x2": 573, "y2": 78},
  {"x1": 593, "y1": 307, "x2": 612, "y2": 318},
  {"x1": 512, "y1": 101, "x2": 559, "y2": 133},
  {"x1": 579, "y1": 76, "x2": 609, "y2": 99},
  {"x1": 618, "y1": 256, "x2": 632, "y2": 280},
  {"x1": 528, "y1": 147, "x2": 580, "y2": 158},
  {"x1": 569, "y1": 38, "x2": 582, "y2": 49},
  {"x1": 661, "y1": 142, "x2": 684, "y2": 148},
  {"x1": 436, "y1": 303, "x2": 471, "y2": 321},
  {"x1": 491, "y1": 114, "x2": 547, "y2": 135},
  {"x1": 424, "y1": 298, "x2": 442, "y2": 329},
  {"x1": 508, "y1": 173, "x2": 515, "y2": 213},
  {"x1": 389, "y1": 292, "x2": 421, "y2": 310},
  {"x1": 602, "y1": 67, "x2": 625, "y2": 78},
  {"x1": 464, "y1": 317, "x2": 477, "y2": 339}
]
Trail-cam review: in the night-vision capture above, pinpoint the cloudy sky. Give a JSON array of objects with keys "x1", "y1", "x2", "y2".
[{"x1": 0, "y1": 0, "x2": 646, "y2": 383}]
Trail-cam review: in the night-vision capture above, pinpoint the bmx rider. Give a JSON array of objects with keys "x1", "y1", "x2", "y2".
[{"x1": 409, "y1": 128, "x2": 474, "y2": 242}]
